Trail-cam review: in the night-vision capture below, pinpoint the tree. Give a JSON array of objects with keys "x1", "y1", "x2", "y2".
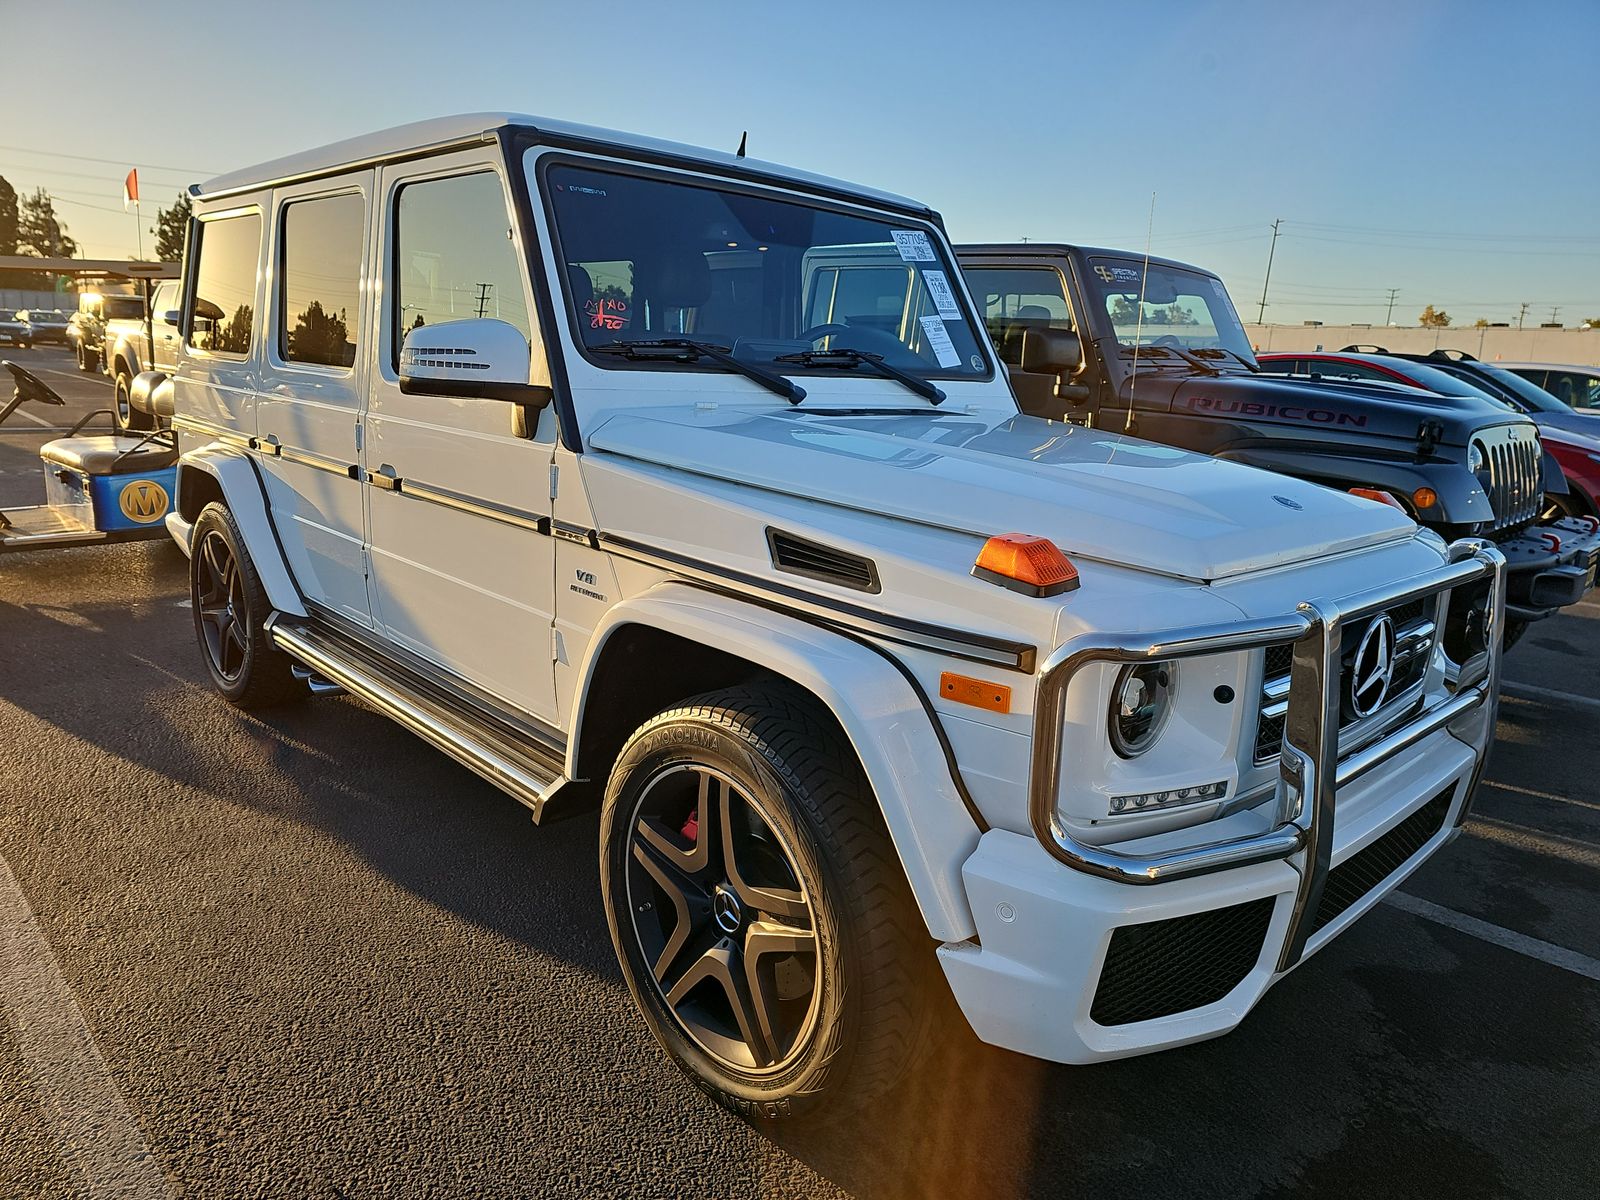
[
  {"x1": 1473, "y1": 317, "x2": 1489, "y2": 328},
  {"x1": 151, "y1": 193, "x2": 191, "y2": 263},
  {"x1": 15, "y1": 188, "x2": 76, "y2": 258},
  {"x1": 1418, "y1": 305, "x2": 1452, "y2": 328},
  {"x1": 0, "y1": 176, "x2": 17, "y2": 256}
]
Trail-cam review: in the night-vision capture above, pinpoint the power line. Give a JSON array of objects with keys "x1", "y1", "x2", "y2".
[{"x1": 0, "y1": 143, "x2": 218, "y2": 175}]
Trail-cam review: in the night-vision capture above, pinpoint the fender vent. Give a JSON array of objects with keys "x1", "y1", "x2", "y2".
[{"x1": 766, "y1": 528, "x2": 880, "y2": 593}]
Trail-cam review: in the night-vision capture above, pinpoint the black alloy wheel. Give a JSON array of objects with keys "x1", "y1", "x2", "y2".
[
  {"x1": 195, "y1": 528, "x2": 249, "y2": 684},
  {"x1": 625, "y1": 763, "x2": 821, "y2": 1072}
]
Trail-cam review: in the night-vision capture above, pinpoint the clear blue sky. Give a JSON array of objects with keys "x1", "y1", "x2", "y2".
[{"x1": 5, "y1": 0, "x2": 1597, "y2": 326}]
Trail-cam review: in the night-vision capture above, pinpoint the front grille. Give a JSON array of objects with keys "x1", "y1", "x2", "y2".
[
  {"x1": 1253, "y1": 599, "x2": 1438, "y2": 763},
  {"x1": 1480, "y1": 424, "x2": 1542, "y2": 534},
  {"x1": 1308, "y1": 786, "x2": 1454, "y2": 936},
  {"x1": 1090, "y1": 898, "x2": 1275, "y2": 1026}
]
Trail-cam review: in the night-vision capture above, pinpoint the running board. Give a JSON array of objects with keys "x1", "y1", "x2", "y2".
[
  {"x1": 266, "y1": 616, "x2": 569, "y2": 822},
  {"x1": 291, "y1": 664, "x2": 345, "y2": 696}
]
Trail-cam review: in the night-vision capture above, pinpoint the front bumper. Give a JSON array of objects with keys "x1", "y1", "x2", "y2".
[
  {"x1": 938, "y1": 539, "x2": 1506, "y2": 1063},
  {"x1": 1498, "y1": 515, "x2": 1600, "y2": 618}
]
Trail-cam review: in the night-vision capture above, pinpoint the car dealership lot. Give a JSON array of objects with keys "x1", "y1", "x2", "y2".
[{"x1": 1, "y1": 384, "x2": 1598, "y2": 1198}]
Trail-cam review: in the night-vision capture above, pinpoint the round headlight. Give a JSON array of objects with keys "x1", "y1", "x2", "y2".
[
  {"x1": 1468, "y1": 441, "x2": 1486, "y2": 475},
  {"x1": 1109, "y1": 662, "x2": 1175, "y2": 758}
]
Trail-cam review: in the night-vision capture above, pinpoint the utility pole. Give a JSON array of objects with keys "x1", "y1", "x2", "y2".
[
  {"x1": 474, "y1": 283, "x2": 492, "y2": 320},
  {"x1": 1383, "y1": 288, "x2": 1399, "y2": 326},
  {"x1": 1256, "y1": 219, "x2": 1281, "y2": 325},
  {"x1": 1549, "y1": 306, "x2": 1561, "y2": 327},
  {"x1": 1517, "y1": 302, "x2": 1529, "y2": 331}
]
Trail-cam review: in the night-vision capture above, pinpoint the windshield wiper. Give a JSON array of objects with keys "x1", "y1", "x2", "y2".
[
  {"x1": 1189, "y1": 346, "x2": 1260, "y2": 373},
  {"x1": 1119, "y1": 343, "x2": 1219, "y2": 376},
  {"x1": 591, "y1": 339, "x2": 806, "y2": 404},
  {"x1": 772, "y1": 348, "x2": 945, "y2": 405}
]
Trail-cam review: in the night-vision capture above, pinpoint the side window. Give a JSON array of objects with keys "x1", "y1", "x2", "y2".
[
  {"x1": 1307, "y1": 359, "x2": 1382, "y2": 383},
  {"x1": 188, "y1": 213, "x2": 261, "y2": 356},
  {"x1": 964, "y1": 267, "x2": 1073, "y2": 366},
  {"x1": 280, "y1": 192, "x2": 364, "y2": 368},
  {"x1": 392, "y1": 171, "x2": 530, "y2": 365}
]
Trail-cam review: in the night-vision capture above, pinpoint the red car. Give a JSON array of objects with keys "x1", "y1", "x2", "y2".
[{"x1": 1259, "y1": 350, "x2": 1600, "y2": 517}]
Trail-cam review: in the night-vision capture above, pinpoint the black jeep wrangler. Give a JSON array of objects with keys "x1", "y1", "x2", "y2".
[{"x1": 957, "y1": 243, "x2": 1600, "y2": 635}]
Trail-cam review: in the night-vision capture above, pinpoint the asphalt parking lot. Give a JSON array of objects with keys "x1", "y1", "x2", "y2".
[{"x1": 2, "y1": 345, "x2": 1598, "y2": 1198}]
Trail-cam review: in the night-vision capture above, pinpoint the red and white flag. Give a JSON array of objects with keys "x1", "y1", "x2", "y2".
[{"x1": 122, "y1": 168, "x2": 139, "y2": 210}]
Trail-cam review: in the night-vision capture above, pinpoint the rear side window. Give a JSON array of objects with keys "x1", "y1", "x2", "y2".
[
  {"x1": 280, "y1": 192, "x2": 364, "y2": 368},
  {"x1": 392, "y1": 172, "x2": 530, "y2": 366},
  {"x1": 188, "y1": 213, "x2": 261, "y2": 356}
]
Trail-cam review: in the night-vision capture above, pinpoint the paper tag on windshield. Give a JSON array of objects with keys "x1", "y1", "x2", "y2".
[
  {"x1": 922, "y1": 270, "x2": 962, "y2": 320},
  {"x1": 918, "y1": 315, "x2": 961, "y2": 367},
  {"x1": 892, "y1": 230, "x2": 937, "y2": 261}
]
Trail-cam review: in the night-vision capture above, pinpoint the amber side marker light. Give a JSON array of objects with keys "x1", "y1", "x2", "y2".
[
  {"x1": 1412, "y1": 486, "x2": 1439, "y2": 509},
  {"x1": 1349, "y1": 487, "x2": 1406, "y2": 511},
  {"x1": 941, "y1": 672, "x2": 1012, "y2": 714},
  {"x1": 972, "y1": 533, "x2": 1080, "y2": 597}
]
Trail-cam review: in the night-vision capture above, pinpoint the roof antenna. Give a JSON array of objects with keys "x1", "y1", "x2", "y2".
[
  {"x1": 735, "y1": 131, "x2": 748, "y2": 159},
  {"x1": 1125, "y1": 191, "x2": 1156, "y2": 435}
]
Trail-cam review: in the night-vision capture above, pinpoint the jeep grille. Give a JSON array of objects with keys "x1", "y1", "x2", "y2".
[{"x1": 1478, "y1": 424, "x2": 1542, "y2": 535}]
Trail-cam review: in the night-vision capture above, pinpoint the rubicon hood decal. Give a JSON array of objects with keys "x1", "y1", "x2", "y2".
[{"x1": 588, "y1": 407, "x2": 1416, "y2": 583}]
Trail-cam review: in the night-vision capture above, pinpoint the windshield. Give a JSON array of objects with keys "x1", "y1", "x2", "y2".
[
  {"x1": 542, "y1": 161, "x2": 991, "y2": 382},
  {"x1": 1083, "y1": 257, "x2": 1254, "y2": 361},
  {"x1": 1473, "y1": 363, "x2": 1570, "y2": 414}
]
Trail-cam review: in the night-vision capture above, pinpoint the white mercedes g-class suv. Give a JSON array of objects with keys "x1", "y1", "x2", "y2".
[{"x1": 157, "y1": 113, "x2": 1507, "y2": 1118}]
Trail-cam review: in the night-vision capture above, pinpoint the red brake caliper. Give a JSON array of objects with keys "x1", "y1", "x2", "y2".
[{"x1": 680, "y1": 808, "x2": 699, "y2": 842}]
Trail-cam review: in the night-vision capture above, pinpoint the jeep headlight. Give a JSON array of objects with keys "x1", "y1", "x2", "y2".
[
  {"x1": 1468, "y1": 440, "x2": 1489, "y2": 484},
  {"x1": 1109, "y1": 662, "x2": 1175, "y2": 758}
]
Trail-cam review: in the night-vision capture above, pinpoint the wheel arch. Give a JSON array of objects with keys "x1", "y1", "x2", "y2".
[
  {"x1": 174, "y1": 448, "x2": 307, "y2": 617},
  {"x1": 569, "y1": 584, "x2": 982, "y2": 942}
]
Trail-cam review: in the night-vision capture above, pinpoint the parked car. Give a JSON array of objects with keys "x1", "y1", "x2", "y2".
[
  {"x1": 1497, "y1": 362, "x2": 1600, "y2": 411},
  {"x1": 67, "y1": 292, "x2": 146, "y2": 373},
  {"x1": 1344, "y1": 347, "x2": 1600, "y2": 438},
  {"x1": 1, "y1": 311, "x2": 33, "y2": 349},
  {"x1": 159, "y1": 113, "x2": 1509, "y2": 1118},
  {"x1": 102, "y1": 279, "x2": 181, "y2": 432},
  {"x1": 17, "y1": 308, "x2": 71, "y2": 346},
  {"x1": 1257, "y1": 350, "x2": 1600, "y2": 517},
  {"x1": 957, "y1": 245, "x2": 1600, "y2": 639}
]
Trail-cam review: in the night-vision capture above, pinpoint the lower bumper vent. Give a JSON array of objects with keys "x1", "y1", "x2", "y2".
[
  {"x1": 1090, "y1": 897, "x2": 1275, "y2": 1027},
  {"x1": 1308, "y1": 786, "x2": 1454, "y2": 937}
]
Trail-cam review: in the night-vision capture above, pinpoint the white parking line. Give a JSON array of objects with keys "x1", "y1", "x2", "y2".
[
  {"x1": 1387, "y1": 891, "x2": 1600, "y2": 984},
  {"x1": 4, "y1": 406, "x2": 58, "y2": 430},
  {"x1": 0, "y1": 853, "x2": 171, "y2": 1198},
  {"x1": 1501, "y1": 682, "x2": 1600, "y2": 712},
  {"x1": 1481, "y1": 778, "x2": 1600, "y2": 813},
  {"x1": 1467, "y1": 815, "x2": 1600, "y2": 869}
]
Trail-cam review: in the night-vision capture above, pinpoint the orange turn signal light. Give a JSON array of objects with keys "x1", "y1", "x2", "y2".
[
  {"x1": 1412, "y1": 487, "x2": 1439, "y2": 509},
  {"x1": 1349, "y1": 487, "x2": 1405, "y2": 511},
  {"x1": 972, "y1": 533, "x2": 1080, "y2": 597},
  {"x1": 941, "y1": 672, "x2": 1012, "y2": 714}
]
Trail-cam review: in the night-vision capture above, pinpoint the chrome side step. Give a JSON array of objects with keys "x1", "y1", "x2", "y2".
[
  {"x1": 290, "y1": 663, "x2": 345, "y2": 696},
  {"x1": 267, "y1": 616, "x2": 569, "y2": 822}
]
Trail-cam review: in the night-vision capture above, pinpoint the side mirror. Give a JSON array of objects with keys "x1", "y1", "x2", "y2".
[
  {"x1": 1021, "y1": 327, "x2": 1082, "y2": 375},
  {"x1": 399, "y1": 318, "x2": 551, "y2": 409},
  {"x1": 1020, "y1": 327, "x2": 1090, "y2": 405},
  {"x1": 160, "y1": 310, "x2": 181, "y2": 325}
]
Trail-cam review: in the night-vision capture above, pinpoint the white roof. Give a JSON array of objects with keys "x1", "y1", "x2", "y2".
[{"x1": 195, "y1": 112, "x2": 929, "y2": 214}]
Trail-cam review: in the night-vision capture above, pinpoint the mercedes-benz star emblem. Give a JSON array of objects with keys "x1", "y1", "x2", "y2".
[
  {"x1": 1273, "y1": 495, "x2": 1303, "y2": 510},
  {"x1": 712, "y1": 885, "x2": 742, "y2": 934},
  {"x1": 1350, "y1": 614, "x2": 1397, "y2": 718}
]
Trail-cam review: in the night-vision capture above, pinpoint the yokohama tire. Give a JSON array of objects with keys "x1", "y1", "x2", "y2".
[
  {"x1": 600, "y1": 685, "x2": 935, "y2": 1120},
  {"x1": 189, "y1": 502, "x2": 304, "y2": 709}
]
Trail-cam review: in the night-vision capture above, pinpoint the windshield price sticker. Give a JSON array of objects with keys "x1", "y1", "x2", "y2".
[
  {"x1": 918, "y1": 315, "x2": 961, "y2": 368},
  {"x1": 892, "y1": 230, "x2": 937, "y2": 261},
  {"x1": 921, "y1": 270, "x2": 962, "y2": 320}
]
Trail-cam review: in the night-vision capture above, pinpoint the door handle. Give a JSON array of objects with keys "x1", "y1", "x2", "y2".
[
  {"x1": 370, "y1": 464, "x2": 401, "y2": 491},
  {"x1": 261, "y1": 433, "x2": 282, "y2": 456}
]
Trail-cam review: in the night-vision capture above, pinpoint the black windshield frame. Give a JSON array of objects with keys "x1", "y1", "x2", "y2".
[{"x1": 535, "y1": 153, "x2": 995, "y2": 386}]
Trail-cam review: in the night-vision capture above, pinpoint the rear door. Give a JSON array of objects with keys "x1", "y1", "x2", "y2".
[
  {"x1": 255, "y1": 174, "x2": 374, "y2": 626},
  {"x1": 363, "y1": 152, "x2": 558, "y2": 723}
]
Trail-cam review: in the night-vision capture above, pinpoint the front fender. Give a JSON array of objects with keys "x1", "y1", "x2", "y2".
[
  {"x1": 1215, "y1": 446, "x2": 1491, "y2": 525},
  {"x1": 170, "y1": 445, "x2": 307, "y2": 617},
  {"x1": 571, "y1": 585, "x2": 982, "y2": 942},
  {"x1": 107, "y1": 334, "x2": 143, "y2": 378}
]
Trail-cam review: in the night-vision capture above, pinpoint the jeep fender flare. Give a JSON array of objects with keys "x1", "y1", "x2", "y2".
[
  {"x1": 171, "y1": 446, "x2": 308, "y2": 618},
  {"x1": 571, "y1": 584, "x2": 981, "y2": 942},
  {"x1": 1214, "y1": 445, "x2": 1491, "y2": 524}
]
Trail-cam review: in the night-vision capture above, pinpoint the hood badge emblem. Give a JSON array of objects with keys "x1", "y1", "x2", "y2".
[
  {"x1": 1350, "y1": 614, "x2": 1398, "y2": 718},
  {"x1": 1273, "y1": 495, "x2": 1303, "y2": 510}
]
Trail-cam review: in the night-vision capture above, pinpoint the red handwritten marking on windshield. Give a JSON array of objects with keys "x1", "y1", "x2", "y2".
[{"x1": 587, "y1": 298, "x2": 629, "y2": 331}]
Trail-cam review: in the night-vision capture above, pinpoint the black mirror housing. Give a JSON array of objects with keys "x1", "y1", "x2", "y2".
[{"x1": 1022, "y1": 327, "x2": 1083, "y2": 376}]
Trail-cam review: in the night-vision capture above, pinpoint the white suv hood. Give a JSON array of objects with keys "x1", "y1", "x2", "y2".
[{"x1": 587, "y1": 407, "x2": 1414, "y2": 582}]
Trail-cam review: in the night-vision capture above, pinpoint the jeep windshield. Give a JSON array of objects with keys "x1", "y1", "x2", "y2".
[
  {"x1": 1084, "y1": 256, "x2": 1255, "y2": 365},
  {"x1": 543, "y1": 162, "x2": 992, "y2": 387}
]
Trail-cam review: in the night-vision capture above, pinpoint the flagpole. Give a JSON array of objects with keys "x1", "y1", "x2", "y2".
[{"x1": 134, "y1": 201, "x2": 143, "y2": 260}]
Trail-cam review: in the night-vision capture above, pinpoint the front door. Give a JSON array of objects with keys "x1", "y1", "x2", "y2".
[
  {"x1": 255, "y1": 174, "x2": 374, "y2": 626},
  {"x1": 363, "y1": 153, "x2": 558, "y2": 723}
]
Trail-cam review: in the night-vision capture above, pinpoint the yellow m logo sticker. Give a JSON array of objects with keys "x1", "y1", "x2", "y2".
[{"x1": 118, "y1": 479, "x2": 170, "y2": 524}]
